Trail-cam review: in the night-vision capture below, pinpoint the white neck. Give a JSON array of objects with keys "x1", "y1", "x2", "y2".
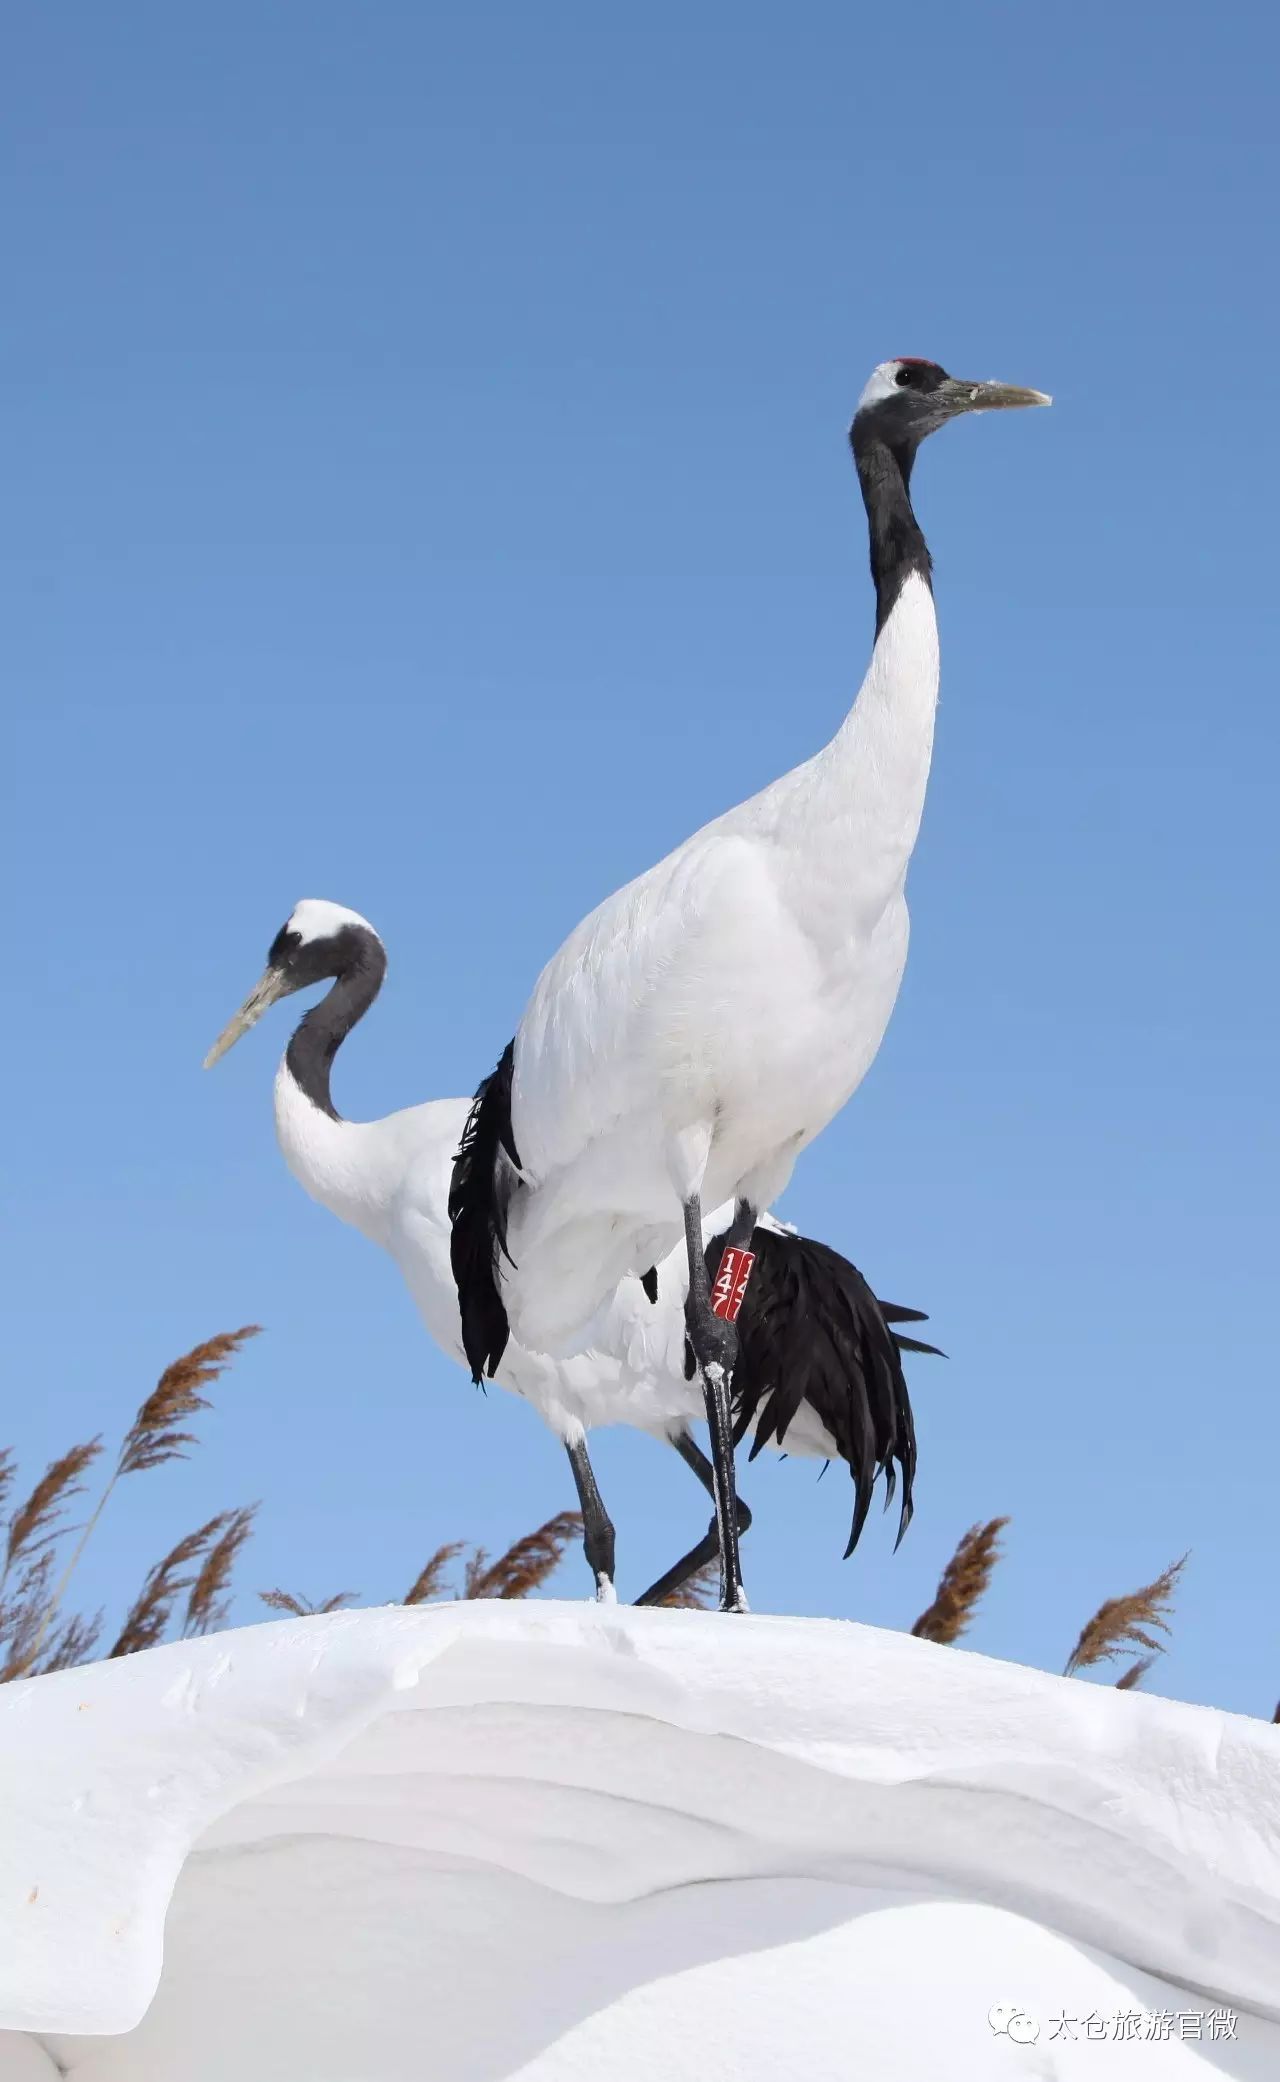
[
  {"x1": 798, "y1": 572, "x2": 940, "y2": 918},
  {"x1": 272, "y1": 1060, "x2": 399, "y2": 1247}
]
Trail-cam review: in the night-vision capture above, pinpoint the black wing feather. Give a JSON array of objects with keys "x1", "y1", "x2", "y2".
[
  {"x1": 728, "y1": 1227, "x2": 936, "y2": 1557},
  {"x1": 447, "y1": 1040, "x2": 520, "y2": 1384}
]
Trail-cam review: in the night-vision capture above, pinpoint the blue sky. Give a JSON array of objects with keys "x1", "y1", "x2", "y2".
[{"x1": 5, "y1": 2, "x2": 1277, "y2": 1716}]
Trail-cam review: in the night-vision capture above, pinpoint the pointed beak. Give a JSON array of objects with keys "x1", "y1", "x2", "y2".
[
  {"x1": 203, "y1": 968, "x2": 290, "y2": 1068},
  {"x1": 943, "y1": 377, "x2": 1053, "y2": 414}
]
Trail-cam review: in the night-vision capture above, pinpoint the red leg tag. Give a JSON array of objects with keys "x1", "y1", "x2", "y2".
[{"x1": 711, "y1": 1245, "x2": 756, "y2": 1323}]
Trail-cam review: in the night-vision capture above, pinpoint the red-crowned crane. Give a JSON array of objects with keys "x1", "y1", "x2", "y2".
[
  {"x1": 449, "y1": 358, "x2": 1048, "y2": 1610},
  {"x1": 204, "y1": 899, "x2": 938, "y2": 1602}
]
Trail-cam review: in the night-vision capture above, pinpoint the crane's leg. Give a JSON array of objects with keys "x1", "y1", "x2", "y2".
[
  {"x1": 564, "y1": 1433, "x2": 617, "y2": 1603},
  {"x1": 633, "y1": 1429, "x2": 753, "y2": 1607},
  {"x1": 680, "y1": 1192, "x2": 755, "y2": 1614}
]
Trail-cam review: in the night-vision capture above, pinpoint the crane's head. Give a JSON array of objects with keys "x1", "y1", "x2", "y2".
[
  {"x1": 203, "y1": 899, "x2": 384, "y2": 1067},
  {"x1": 852, "y1": 359, "x2": 1051, "y2": 450}
]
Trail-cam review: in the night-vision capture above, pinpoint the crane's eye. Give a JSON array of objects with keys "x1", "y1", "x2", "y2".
[{"x1": 894, "y1": 366, "x2": 915, "y2": 388}]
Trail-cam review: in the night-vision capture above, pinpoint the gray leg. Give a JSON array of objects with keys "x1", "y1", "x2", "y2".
[
  {"x1": 634, "y1": 1429, "x2": 753, "y2": 1607},
  {"x1": 564, "y1": 1435, "x2": 616, "y2": 1603},
  {"x1": 715, "y1": 1198, "x2": 758, "y2": 1255},
  {"x1": 680, "y1": 1193, "x2": 755, "y2": 1613}
]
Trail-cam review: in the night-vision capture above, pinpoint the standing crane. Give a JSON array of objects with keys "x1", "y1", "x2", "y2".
[
  {"x1": 204, "y1": 900, "x2": 938, "y2": 1603},
  {"x1": 450, "y1": 357, "x2": 1049, "y2": 1610}
]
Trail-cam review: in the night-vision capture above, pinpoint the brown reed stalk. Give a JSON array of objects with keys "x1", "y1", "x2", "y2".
[
  {"x1": 118, "y1": 1329, "x2": 261, "y2": 1477},
  {"x1": 2, "y1": 1441, "x2": 103, "y2": 1587},
  {"x1": 185, "y1": 1506, "x2": 258, "y2": 1637},
  {"x1": 110, "y1": 1514, "x2": 238, "y2": 1659},
  {"x1": 911, "y1": 1518, "x2": 1010, "y2": 1645},
  {"x1": 1064, "y1": 1556, "x2": 1186, "y2": 1678},
  {"x1": 259, "y1": 1589, "x2": 310, "y2": 1616},
  {"x1": 26, "y1": 1327, "x2": 261, "y2": 1665},
  {"x1": 0, "y1": 1554, "x2": 56, "y2": 1681},
  {"x1": 258, "y1": 1589, "x2": 358, "y2": 1616},
  {"x1": 404, "y1": 1543, "x2": 467, "y2": 1606},
  {"x1": 1115, "y1": 1656, "x2": 1155, "y2": 1692},
  {"x1": 35, "y1": 1609, "x2": 104, "y2": 1676},
  {"x1": 660, "y1": 1558, "x2": 720, "y2": 1610},
  {"x1": 463, "y1": 1512, "x2": 582, "y2": 1600}
]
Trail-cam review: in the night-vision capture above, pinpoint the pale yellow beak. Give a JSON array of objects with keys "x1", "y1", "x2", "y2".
[
  {"x1": 203, "y1": 969, "x2": 290, "y2": 1068},
  {"x1": 951, "y1": 378, "x2": 1053, "y2": 411}
]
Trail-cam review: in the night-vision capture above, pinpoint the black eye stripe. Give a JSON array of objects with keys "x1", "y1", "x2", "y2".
[{"x1": 267, "y1": 925, "x2": 303, "y2": 967}]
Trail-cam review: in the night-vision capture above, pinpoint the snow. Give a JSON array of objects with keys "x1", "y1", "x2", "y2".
[{"x1": 1, "y1": 1602, "x2": 1277, "y2": 2079}]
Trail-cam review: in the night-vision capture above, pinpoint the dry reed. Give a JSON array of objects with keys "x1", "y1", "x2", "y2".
[
  {"x1": 185, "y1": 1506, "x2": 258, "y2": 1637},
  {"x1": 119, "y1": 1328, "x2": 261, "y2": 1477},
  {"x1": 0, "y1": 1554, "x2": 56, "y2": 1681},
  {"x1": 258, "y1": 1514, "x2": 586, "y2": 1619},
  {"x1": 13, "y1": 1327, "x2": 261, "y2": 1672},
  {"x1": 1063, "y1": 1556, "x2": 1186, "y2": 1678},
  {"x1": 110, "y1": 1513, "x2": 241, "y2": 1659},
  {"x1": 463, "y1": 1512, "x2": 583, "y2": 1600},
  {"x1": 3, "y1": 1440, "x2": 103, "y2": 1582},
  {"x1": 1115, "y1": 1656, "x2": 1155, "y2": 1692},
  {"x1": 258, "y1": 1590, "x2": 358, "y2": 1616},
  {"x1": 660, "y1": 1558, "x2": 720, "y2": 1610},
  {"x1": 404, "y1": 1543, "x2": 467, "y2": 1606},
  {"x1": 37, "y1": 1610, "x2": 105, "y2": 1675},
  {"x1": 911, "y1": 1518, "x2": 1009, "y2": 1645}
]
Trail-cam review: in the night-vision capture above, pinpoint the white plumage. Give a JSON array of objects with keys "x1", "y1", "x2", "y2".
[
  {"x1": 206, "y1": 900, "x2": 929, "y2": 1601},
  {"x1": 505, "y1": 574, "x2": 939, "y2": 1355},
  {"x1": 270, "y1": 1039, "x2": 727, "y2": 1444},
  {"x1": 451, "y1": 357, "x2": 1047, "y2": 1607},
  {"x1": 207, "y1": 359, "x2": 1045, "y2": 1612}
]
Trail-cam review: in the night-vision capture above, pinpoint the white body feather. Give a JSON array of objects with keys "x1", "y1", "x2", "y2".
[
  {"x1": 272, "y1": 1070, "x2": 838, "y2": 1455},
  {"x1": 506, "y1": 573, "x2": 940, "y2": 1354}
]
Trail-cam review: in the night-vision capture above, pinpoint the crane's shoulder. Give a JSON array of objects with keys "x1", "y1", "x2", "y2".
[{"x1": 526, "y1": 828, "x2": 781, "y2": 1009}]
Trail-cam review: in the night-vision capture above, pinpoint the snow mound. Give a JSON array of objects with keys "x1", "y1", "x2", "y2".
[{"x1": 2, "y1": 1602, "x2": 1277, "y2": 2079}]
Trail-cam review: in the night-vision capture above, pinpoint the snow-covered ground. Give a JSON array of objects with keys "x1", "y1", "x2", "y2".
[{"x1": 1, "y1": 1602, "x2": 1277, "y2": 2079}]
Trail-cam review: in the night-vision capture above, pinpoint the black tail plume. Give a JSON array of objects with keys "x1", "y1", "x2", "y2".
[
  {"x1": 726, "y1": 1229, "x2": 940, "y2": 1557},
  {"x1": 448, "y1": 1040, "x2": 520, "y2": 1384}
]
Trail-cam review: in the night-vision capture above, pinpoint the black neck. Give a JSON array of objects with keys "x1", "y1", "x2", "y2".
[
  {"x1": 285, "y1": 938, "x2": 387, "y2": 1120},
  {"x1": 851, "y1": 425, "x2": 932, "y2": 636}
]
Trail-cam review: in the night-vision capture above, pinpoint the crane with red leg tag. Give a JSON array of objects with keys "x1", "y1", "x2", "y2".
[{"x1": 711, "y1": 1246, "x2": 756, "y2": 1323}]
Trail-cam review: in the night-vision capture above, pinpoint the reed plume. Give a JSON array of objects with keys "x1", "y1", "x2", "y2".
[
  {"x1": 110, "y1": 1513, "x2": 241, "y2": 1659},
  {"x1": 0, "y1": 1554, "x2": 56, "y2": 1681},
  {"x1": 1064, "y1": 1556, "x2": 1186, "y2": 1678},
  {"x1": 911, "y1": 1518, "x2": 1010, "y2": 1646},
  {"x1": 3, "y1": 1441, "x2": 103, "y2": 1586},
  {"x1": 404, "y1": 1543, "x2": 466, "y2": 1606},
  {"x1": 119, "y1": 1329, "x2": 261, "y2": 1477},
  {"x1": 1115, "y1": 1655, "x2": 1155, "y2": 1692},
  {"x1": 185, "y1": 1506, "x2": 258, "y2": 1637},
  {"x1": 36, "y1": 1609, "x2": 105, "y2": 1676},
  {"x1": 262, "y1": 1516, "x2": 583, "y2": 1617},
  {"x1": 20, "y1": 1327, "x2": 261, "y2": 1668},
  {"x1": 258, "y1": 1589, "x2": 358, "y2": 1617},
  {"x1": 660, "y1": 1558, "x2": 720, "y2": 1610},
  {"x1": 463, "y1": 1512, "x2": 582, "y2": 1600}
]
